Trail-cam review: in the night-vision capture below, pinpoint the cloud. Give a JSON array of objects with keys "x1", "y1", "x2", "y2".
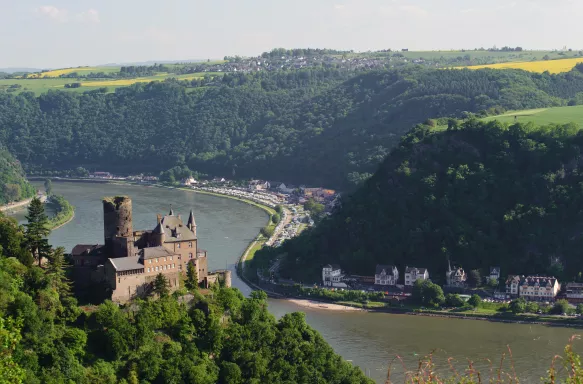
[
  {"x1": 399, "y1": 5, "x2": 428, "y2": 18},
  {"x1": 333, "y1": 4, "x2": 345, "y2": 10},
  {"x1": 35, "y1": 6, "x2": 100, "y2": 24},
  {"x1": 75, "y1": 9, "x2": 100, "y2": 24},
  {"x1": 36, "y1": 5, "x2": 68, "y2": 22}
]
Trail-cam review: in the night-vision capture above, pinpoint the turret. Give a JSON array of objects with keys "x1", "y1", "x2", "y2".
[
  {"x1": 103, "y1": 196, "x2": 134, "y2": 257},
  {"x1": 187, "y1": 209, "x2": 197, "y2": 237},
  {"x1": 153, "y1": 214, "x2": 165, "y2": 246}
]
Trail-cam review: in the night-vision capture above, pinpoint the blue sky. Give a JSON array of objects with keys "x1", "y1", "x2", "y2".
[{"x1": 1, "y1": 0, "x2": 581, "y2": 68}]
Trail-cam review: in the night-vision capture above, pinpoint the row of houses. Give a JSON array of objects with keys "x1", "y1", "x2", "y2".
[{"x1": 322, "y1": 264, "x2": 429, "y2": 288}]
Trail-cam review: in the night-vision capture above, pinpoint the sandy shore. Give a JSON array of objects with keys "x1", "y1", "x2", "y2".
[{"x1": 287, "y1": 299, "x2": 366, "y2": 311}]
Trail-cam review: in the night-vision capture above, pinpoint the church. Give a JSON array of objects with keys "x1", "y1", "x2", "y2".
[{"x1": 70, "y1": 196, "x2": 230, "y2": 303}]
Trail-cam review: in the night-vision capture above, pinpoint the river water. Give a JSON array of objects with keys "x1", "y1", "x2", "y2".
[{"x1": 9, "y1": 181, "x2": 580, "y2": 383}]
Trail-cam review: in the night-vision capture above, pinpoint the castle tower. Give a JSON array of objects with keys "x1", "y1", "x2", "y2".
[
  {"x1": 153, "y1": 214, "x2": 166, "y2": 246},
  {"x1": 103, "y1": 196, "x2": 134, "y2": 258},
  {"x1": 187, "y1": 209, "x2": 197, "y2": 237}
]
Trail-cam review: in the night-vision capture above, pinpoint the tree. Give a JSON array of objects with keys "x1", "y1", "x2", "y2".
[
  {"x1": 271, "y1": 213, "x2": 280, "y2": 224},
  {"x1": 24, "y1": 197, "x2": 50, "y2": 266},
  {"x1": 46, "y1": 246, "x2": 72, "y2": 298},
  {"x1": 44, "y1": 179, "x2": 53, "y2": 195},
  {"x1": 468, "y1": 269, "x2": 482, "y2": 288},
  {"x1": 0, "y1": 317, "x2": 25, "y2": 384},
  {"x1": 552, "y1": 299, "x2": 570, "y2": 315},
  {"x1": 219, "y1": 361, "x2": 242, "y2": 384},
  {"x1": 412, "y1": 280, "x2": 445, "y2": 308},
  {"x1": 445, "y1": 293, "x2": 465, "y2": 308},
  {"x1": 154, "y1": 273, "x2": 170, "y2": 297},
  {"x1": 185, "y1": 262, "x2": 198, "y2": 291},
  {"x1": 526, "y1": 301, "x2": 540, "y2": 314},
  {"x1": 468, "y1": 294, "x2": 482, "y2": 308},
  {"x1": 260, "y1": 226, "x2": 274, "y2": 238},
  {"x1": 487, "y1": 278, "x2": 498, "y2": 289},
  {"x1": 576, "y1": 304, "x2": 583, "y2": 315},
  {"x1": 510, "y1": 298, "x2": 526, "y2": 314}
]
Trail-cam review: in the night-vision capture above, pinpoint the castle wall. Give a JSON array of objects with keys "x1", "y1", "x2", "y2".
[{"x1": 206, "y1": 270, "x2": 232, "y2": 288}]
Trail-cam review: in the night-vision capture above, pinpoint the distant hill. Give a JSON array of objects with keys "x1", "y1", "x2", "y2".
[
  {"x1": 0, "y1": 68, "x2": 44, "y2": 73},
  {"x1": 0, "y1": 146, "x2": 36, "y2": 205},
  {"x1": 263, "y1": 120, "x2": 583, "y2": 283}
]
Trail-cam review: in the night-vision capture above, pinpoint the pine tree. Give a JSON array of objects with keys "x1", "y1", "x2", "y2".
[
  {"x1": 24, "y1": 197, "x2": 50, "y2": 266},
  {"x1": 46, "y1": 246, "x2": 72, "y2": 298},
  {"x1": 186, "y1": 262, "x2": 198, "y2": 291},
  {"x1": 153, "y1": 273, "x2": 170, "y2": 297}
]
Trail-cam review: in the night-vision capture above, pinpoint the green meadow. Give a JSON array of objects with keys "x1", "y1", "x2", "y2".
[{"x1": 483, "y1": 105, "x2": 583, "y2": 126}]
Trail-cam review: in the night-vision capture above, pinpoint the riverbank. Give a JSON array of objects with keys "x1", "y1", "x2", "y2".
[
  {"x1": 287, "y1": 299, "x2": 365, "y2": 311},
  {"x1": 46, "y1": 195, "x2": 75, "y2": 230},
  {"x1": 0, "y1": 197, "x2": 35, "y2": 213}
]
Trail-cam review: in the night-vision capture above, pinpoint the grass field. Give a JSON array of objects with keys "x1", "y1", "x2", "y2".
[
  {"x1": 483, "y1": 105, "x2": 583, "y2": 125},
  {"x1": 27, "y1": 66, "x2": 121, "y2": 78},
  {"x1": 466, "y1": 57, "x2": 583, "y2": 74},
  {"x1": 0, "y1": 72, "x2": 221, "y2": 95}
]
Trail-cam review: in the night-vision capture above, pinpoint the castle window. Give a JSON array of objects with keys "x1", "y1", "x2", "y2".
[
  {"x1": 147, "y1": 268, "x2": 150, "y2": 272},
  {"x1": 189, "y1": 242, "x2": 193, "y2": 248},
  {"x1": 189, "y1": 253, "x2": 193, "y2": 259},
  {"x1": 164, "y1": 257, "x2": 166, "y2": 261},
  {"x1": 172, "y1": 263, "x2": 175, "y2": 268},
  {"x1": 155, "y1": 266, "x2": 159, "y2": 271},
  {"x1": 148, "y1": 260, "x2": 152, "y2": 264},
  {"x1": 177, "y1": 243, "x2": 181, "y2": 249},
  {"x1": 156, "y1": 258, "x2": 159, "y2": 263},
  {"x1": 170, "y1": 256, "x2": 173, "y2": 261}
]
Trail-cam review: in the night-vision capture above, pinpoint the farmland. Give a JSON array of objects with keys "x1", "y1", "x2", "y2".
[
  {"x1": 27, "y1": 66, "x2": 121, "y2": 78},
  {"x1": 466, "y1": 57, "x2": 583, "y2": 74},
  {"x1": 483, "y1": 105, "x2": 583, "y2": 126},
  {"x1": 0, "y1": 72, "x2": 219, "y2": 95}
]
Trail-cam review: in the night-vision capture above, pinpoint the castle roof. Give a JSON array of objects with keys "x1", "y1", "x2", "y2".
[
  {"x1": 140, "y1": 246, "x2": 177, "y2": 260},
  {"x1": 154, "y1": 221, "x2": 165, "y2": 234},
  {"x1": 160, "y1": 214, "x2": 196, "y2": 242},
  {"x1": 405, "y1": 267, "x2": 427, "y2": 274},
  {"x1": 187, "y1": 209, "x2": 196, "y2": 228},
  {"x1": 71, "y1": 244, "x2": 103, "y2": 256},
  {"x1": 108, "y1": 256, "x2": 143, "y2": 272}
]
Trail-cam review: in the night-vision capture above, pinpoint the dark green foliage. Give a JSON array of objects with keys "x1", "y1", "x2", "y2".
[
  {"x1": 445, "y1": 293, "x2": 465, "y2": 308},
  {"x1": 24, "y1": 198, "x2": 50, "y2": 266},
  {"x1": 510, "y1": 298, "x2": 527, "y2": 314},
  {"x1": 43, "y1": 179, "x2": 52, "y2": 195},
  {"x1": 153, "y1": 273, "x2": 170, "y2": 297},
  {"x1": 412, "y1": 280, "x2": 445, "y2": 308},
  {"x1": 468, "y1": 294, "x2": 482, "y2": 308},
  {"x1": 271, "y1": 213, "x2": 280, "y2": 224},
  {"x1": 185, "y1": 262, "x2": 198, "y2": 291},
  {"x1": 273, "y1": 120, "x2": 583, "y2": 283},
  {"x1": 260, "y1": 226, "x2": 274, "y2": 238},
  {"x1": 552, "y1": 299, "x2": 570, "y2": 315},
  {"x1": 0, "y1": 147, "x2": 35, "y2": 205},
  {"x1": 5, "y1": 67, "x2": 583, "y2": 188}
]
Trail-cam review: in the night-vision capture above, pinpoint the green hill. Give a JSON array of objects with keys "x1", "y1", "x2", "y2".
[
  {"x1": 4, "y1": 66, "x2": 583, "y2": 187},
  {"x1": 0, "y1": 146, "x2": 35, "y2": 205},
  {"x1": 258, "y1": 119, "x2": 583, "y2": 283}
]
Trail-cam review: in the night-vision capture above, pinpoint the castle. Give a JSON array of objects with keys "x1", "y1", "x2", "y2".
[{"x1": 70, "y1": 196, "x2": 230, "y2": 303}]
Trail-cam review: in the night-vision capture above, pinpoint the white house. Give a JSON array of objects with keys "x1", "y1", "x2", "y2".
[
  {"x1": 506, "y1": 275, "x2": 561, "y2": 301},
  {"x1": 322, "y1": 264, "x2": 346, "y2": 288},
  {"x1": 404, "y1": 267, "x2": 429, "y2": 286},
  {"x1": 375, "y1": 265, "x2": 399, "y2": 286},
  {"x1": 489, "y1": 267, "x2": 501, "y2": 281},
  {"x1": 182, "y1": 177, "x2": 197, "y2": 186},
  {"x1": 277, "y1": 183, "x2": 295, "y2": 194}
]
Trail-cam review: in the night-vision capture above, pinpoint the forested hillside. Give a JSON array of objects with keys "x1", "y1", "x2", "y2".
[
  {"x1": 3, "y1": 67, "x2": 583, "y2": 187},
  {"x1": 0, "y1": 146, "x2": 35, "y2": 205},
  {"x1": 262, "y1": 119, "x2": 583, "y2": 283},
  {"x1": 0, "y1": 211, "x2": 371, "y2": 383}
]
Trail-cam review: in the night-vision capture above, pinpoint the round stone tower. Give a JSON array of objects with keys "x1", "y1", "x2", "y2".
[{"x1": 103, "y1": 196, "x2": 133, "y2": 257}]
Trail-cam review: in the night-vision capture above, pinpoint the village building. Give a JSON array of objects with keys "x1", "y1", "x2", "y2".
[
  {"x1": 565, "y1": 282, "x2": 583, "y2": 304},
  {"x1": 70, "y1": 196, "x2": 230, "y2": 303},
  {"x1": 322, "y1": 264, "x2": 347, "y2": 288},
  {"x1": 505, "y1": 275, "x2": 560, "y2": 301},
  {"x1": 375, "y1": 265, "x2": 399, "y2": 286},
  {"x1": 404, "y1": 267, "x2": 429, "y2": 286},
  {"x1": 446, "y1": 265, "x2": 467, "y2": 287},
  {"x1": 248, "y1": 180, "x2": 270, "y2": 191},
  {"x1": 489, "y1": 267, "x2": 501, "y2": 281}
]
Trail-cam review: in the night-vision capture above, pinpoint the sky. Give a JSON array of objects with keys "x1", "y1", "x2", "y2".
[{"x1": 1, "y1": 0, "x2": 581, "y2": 69}]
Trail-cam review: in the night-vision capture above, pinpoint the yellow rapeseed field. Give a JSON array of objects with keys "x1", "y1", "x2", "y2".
[
  {"x1": 30, "y1": 67, "x2": 102, "y2": 78},
  {"x1": 78, "y1": 78, "x2": 154, "y2": 87},
  {"x1": 467, "y1": 58, "x2": 583, "y2": 74}
]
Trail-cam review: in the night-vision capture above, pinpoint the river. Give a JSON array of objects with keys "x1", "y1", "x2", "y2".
[{"x1": 9, "y1": 181, "x2": 580, "y2": 383}]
